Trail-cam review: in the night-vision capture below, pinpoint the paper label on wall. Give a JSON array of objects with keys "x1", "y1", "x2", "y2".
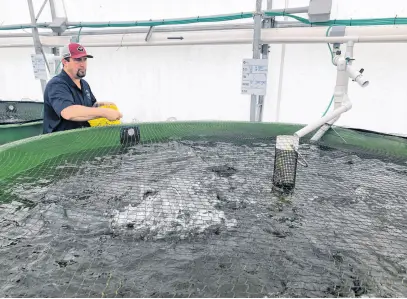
[
  {"x1": 31, "y1": 54, "x2": 48, "y2": 80},
  {"x1": 241, "y1": 59, "x2": 268, "y2": 96}
]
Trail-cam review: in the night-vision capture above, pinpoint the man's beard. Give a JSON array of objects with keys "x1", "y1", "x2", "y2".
[{"x1": 76, "y1": 69, "x2": 86, "y2": 78}]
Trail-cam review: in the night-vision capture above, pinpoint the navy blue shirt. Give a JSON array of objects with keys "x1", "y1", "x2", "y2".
[{"x1": 43, "y1": 69, "x2": 97, "y2": 134}]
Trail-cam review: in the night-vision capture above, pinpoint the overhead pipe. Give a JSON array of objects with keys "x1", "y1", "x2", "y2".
[
  {"x1": 3, "y1": 36, "x2": 407, "y2": 48},
  {"x1": 261, "y1": 35, "x2": 407, "y2": 43},
  {"x1": 0, "y1": 23, "x2": 255, "y2": 38},
  {"x1": 63, "y1": 7, "x2": 309, "y2": 29},
  {"x1": 0, "y1": 21, "x2": 310, "y2": 39},
  {"x1": 0, "y1": 6, "x2": 308, "y2": 33},
  {"x1": 261, "y1": 25, "x2": 407, "y2": 38},
  {"x1": 3, "y1": 25, "x2": 407, "y2": 48}
]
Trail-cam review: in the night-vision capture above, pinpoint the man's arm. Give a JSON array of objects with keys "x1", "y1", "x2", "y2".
[
  {"x1": 48, "y1": 81, "x2": 112, "y2": 121},
  {"x1": 61, "y1": 105, "x2": 111, "y2": 121}
]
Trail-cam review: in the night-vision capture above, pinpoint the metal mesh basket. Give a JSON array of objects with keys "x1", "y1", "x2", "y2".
[{"x1": 272, "y1": 135, "x2": 299, "y2": 193}]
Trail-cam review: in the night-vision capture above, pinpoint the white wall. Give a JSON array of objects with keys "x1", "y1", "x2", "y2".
[{"x1": 1, "y1": 0, "x2": 407, "y2": 135}]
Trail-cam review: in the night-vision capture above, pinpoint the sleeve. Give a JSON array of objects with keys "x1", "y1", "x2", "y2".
[{"x1": 48, "y1": 81, "x2": 75, "y2": 117}]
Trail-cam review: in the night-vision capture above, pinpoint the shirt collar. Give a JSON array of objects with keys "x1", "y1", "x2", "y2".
[{"x1": 59, "y1": 69, "x2": 81, "y2": 89}]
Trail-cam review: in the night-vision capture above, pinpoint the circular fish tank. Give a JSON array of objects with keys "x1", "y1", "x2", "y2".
[{"x1": 0, "y1": 121, "x2": 406, "y2": 297}]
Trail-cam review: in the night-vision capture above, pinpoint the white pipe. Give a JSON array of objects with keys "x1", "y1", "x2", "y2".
[
  {"x1": 310, "y1": 54, "x2": 349, "y2": 142},
  {"x1": 61, "y1": 38, "x2": 254, "y2": 48},
  {"x1": 0, "y1": 43, "x2": 33, "y2": 48},
  {"x1": 62, "y1": 7, "x2": 309, "y2": 28},
  {"x1": 0, "y1": 23, "x2": 255, "y2": 38},
  {"x1": 2, "y1": 35, "x2": 407, "y2": 49},
  {"x1": 0, "y1": 20, "x2": 311, "y2": 39},
  {"x1": 3, "y1": 25, "x2": 407, "y2": 48},
  {"x1": 311, "y1": 41, "x2": 367, "y2": 143},
  {"x1": 346, "y1": 63, "x2": 369, "y2": 87},
  {"x1": 77, "y1": 34, "x2": 407, "y2": 47},
  {"x1": 328, "y1": 42, "x2": 358, "y2": 122},
  {"x1": 275, "y1": 0, "x2": 289, "y2": 123},
  {"x1": 342, "y1": 41, "x2": 354, "y2": 97},
  {"x1": 294, "y1": 100, "x2": 352, "y2": 138},
  {"x1": 261, "y1": 35, "x2": 407, "y2": 43},
  {"x1": 310, "y1": 124, "x2": 331, "y2": 142},
  {"x1": 262, "y1": 25, "x2": 407, "y2": 38}
]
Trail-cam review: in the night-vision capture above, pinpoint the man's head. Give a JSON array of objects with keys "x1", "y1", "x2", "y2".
[{"x1": 61, "y1": 43, "x2": 93, "y2": 79}]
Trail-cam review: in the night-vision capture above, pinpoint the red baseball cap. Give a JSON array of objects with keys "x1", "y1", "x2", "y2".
[{"x1": 62, "y1": 43, "x2": 93, "y2": 59}]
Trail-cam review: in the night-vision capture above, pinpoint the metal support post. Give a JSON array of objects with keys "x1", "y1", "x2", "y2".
[
  {"x1": 257, "y1": 0, "x2": 274, "y2": 122},
  {"x1": 250, "y1": 0, "x2": 262, "y2": 122},
  {"x1": 35, "y1": 0, "x2": 49, "y2": 21},
  {"x1": 27, "y1": 0, "x2": 49, "y2": 94},
  {"x1": 49, "y1": 0, "x2": 62, "y2": 76},
  {"x1": 49, "y1": 0, "x2": 57, "y2": 18}
]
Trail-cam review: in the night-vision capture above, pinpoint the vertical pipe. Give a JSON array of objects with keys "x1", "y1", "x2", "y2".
[
  {"x1": 330, "y1": 41, "x2": 354, "y2": 121},
  {"x1": 310, "y1": 43, "x2": 355, "y2": 143},
  {"x1": 250, "y1": 0, "x2": 262, "y2": 122},
  {"x1": 257, "y1": 0, "x2": 273, "y2": 122},
  {"x1": 275, "y1": 0, "x2": 289, "y2": 122},
  {"x1": 342, "y1": 41, "x2": 354, "y2": 104}
]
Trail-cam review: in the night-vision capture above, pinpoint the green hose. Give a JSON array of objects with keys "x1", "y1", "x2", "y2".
[
  {"x1": 1, "y1": 12, "x2": 407, "y2": 31},
  {"x1": 322, "y1": 95, "x2": 335, "y2": 117}
]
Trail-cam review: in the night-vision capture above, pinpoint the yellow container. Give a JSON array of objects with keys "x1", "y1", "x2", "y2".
[{"x1": 88, "y1": 104, "x2": 121, "y2": 127}]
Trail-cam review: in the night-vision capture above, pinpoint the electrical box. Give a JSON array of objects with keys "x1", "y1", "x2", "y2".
[{"x1": 308, "y1": 0, "x2": 332, "y2": 23}]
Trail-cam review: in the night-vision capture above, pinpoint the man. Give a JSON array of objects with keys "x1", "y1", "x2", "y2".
[{"x1": 42, "y1": 42, "x2": 122, "y2": 134}]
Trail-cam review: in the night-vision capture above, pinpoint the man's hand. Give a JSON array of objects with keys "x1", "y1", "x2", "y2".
[
  {"x1": 93, "y1": 101, "x2": 116, "y2": 107},
  {"x1": 101, "y1": 108, "x2": 123, "y2": 121}
]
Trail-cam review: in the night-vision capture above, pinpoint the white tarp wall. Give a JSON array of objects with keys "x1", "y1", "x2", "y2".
[{"x1": 1, "y1": 0, "x2": 407, "y2": 136}]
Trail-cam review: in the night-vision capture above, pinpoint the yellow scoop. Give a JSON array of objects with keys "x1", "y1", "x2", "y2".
[{"x1": 88, "y1": 104, "x2": 121, "y2": 127}]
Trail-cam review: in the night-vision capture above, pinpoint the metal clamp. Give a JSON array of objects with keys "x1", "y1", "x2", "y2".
[{"x1": 291, "y1": 145, "x2": 309, "y2": 168}]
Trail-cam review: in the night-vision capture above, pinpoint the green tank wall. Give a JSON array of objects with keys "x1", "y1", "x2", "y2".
[
  {"x1": 1, "y1": 121, "x2": 407, "y2": 182},
  {"x1": 0, "y1": 121, "x2": 43, "y2": 145},
  {"x1": 0, "y1": 100, "x2": 44, "y2": 145}
]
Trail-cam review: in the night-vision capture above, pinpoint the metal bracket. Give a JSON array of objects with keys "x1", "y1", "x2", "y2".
[
  {"x1": 145, "y1": 26, "x2": 154, "y2": 42},
  {"x1": 49, "y1": 17, "x2": 68, "y2": 34},
  {"x1": 262, "y1": 16, "x2": 275, "y2": 29},
  {"x1": 70, "y1": 35, "x2": 78, "y2": 43},
  {"x1": 329, "y1": 25, "x2": 346, "y2": 37},
  {"x1": 329, "y1": 25, "x2": 346, "y2": 48},
  {"x1": 261, "y1": 15, "x2": 274, "y2": 56}
]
